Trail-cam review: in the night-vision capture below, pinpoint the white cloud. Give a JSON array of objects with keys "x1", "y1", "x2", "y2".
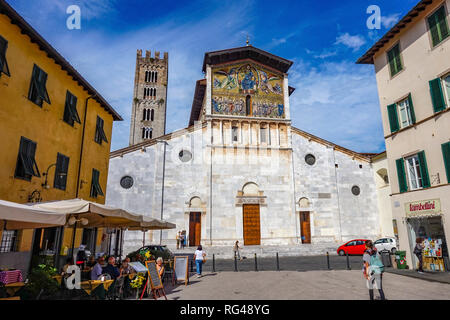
[
  {"x1": 381, "y1": 13, "x2": 401, "y2": 29},
  {"x1": 335, "y1": 33, "x2": 366, "y2": 52},
  {"x1": 288, "y1": 59, "x2": 385, "y2": 153}
]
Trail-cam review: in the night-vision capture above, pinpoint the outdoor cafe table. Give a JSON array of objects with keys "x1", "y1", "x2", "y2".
[
  {"x1": 4, "y1": 282, "x2": 25, "y2": 296},
  {"x1": 80, "y1": 280, "x2": 114, "y2": 299}
]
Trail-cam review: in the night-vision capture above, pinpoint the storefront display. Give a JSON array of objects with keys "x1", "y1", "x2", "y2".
[
  {"x1": 406, "y1": 215, "x2": 448, "y2": 272},
  {"x1": 422, "y1": 238, "x2": 445, "y2": 271}
]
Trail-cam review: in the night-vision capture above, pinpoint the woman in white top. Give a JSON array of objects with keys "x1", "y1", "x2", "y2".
[{"x1": 194, "y1": 245, "x2": 206, "y2": 277}]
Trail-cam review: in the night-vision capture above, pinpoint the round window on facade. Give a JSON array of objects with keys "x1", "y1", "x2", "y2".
[
  {"x1": 179, "y1": 150, "x2": 192, "y2": 162},
  {"x1": 305, "y1": 154, "x2": 316, "y2": 166},
  {"x1": 351, "y1": 185, "x2": 361, "y2": 196},
  {"x1": 120, "y1": 176, "x2": 134, "y2": 189}
]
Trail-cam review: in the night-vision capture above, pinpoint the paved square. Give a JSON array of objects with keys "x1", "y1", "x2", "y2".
[{"x1": 163, "y1": 270, "x2": 450, "y2": 300}]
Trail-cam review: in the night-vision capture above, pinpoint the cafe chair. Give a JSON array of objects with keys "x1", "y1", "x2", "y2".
[{"x1": 96, "y1": 273, "x2": 111, "y2": 281}]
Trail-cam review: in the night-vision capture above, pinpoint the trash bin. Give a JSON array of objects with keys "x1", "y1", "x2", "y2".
[
  {"x1": 380, "y1": 250, "x2": 392, "y2": 267},
  {"x1": 396, "y1": 251, "x2": 407, "y2": 269}
]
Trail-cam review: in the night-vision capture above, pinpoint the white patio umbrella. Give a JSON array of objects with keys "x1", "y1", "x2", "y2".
[{"x1": 0, "y1": 199, "x2": 66, "y2": 230}]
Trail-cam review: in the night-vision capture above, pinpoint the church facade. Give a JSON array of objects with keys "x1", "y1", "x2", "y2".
[{"x1": 106, "y1": 46, "x2": 383, "y2": 254}]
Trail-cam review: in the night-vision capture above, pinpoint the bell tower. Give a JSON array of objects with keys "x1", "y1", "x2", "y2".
[{"x1": 129, "y1": 49, "x2": 168, "y2": 145}]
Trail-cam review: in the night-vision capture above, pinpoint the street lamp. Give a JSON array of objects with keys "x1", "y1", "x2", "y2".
[{"x1": 156, "y1": 139, "x2": 168, "y2": 245}]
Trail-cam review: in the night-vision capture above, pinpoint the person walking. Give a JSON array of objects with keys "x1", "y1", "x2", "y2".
[
  {"x1": 180, "y1": 232, "x2": 185, "y2": 249},
  {"x1": 176, "y1": 231, "x2": 181, "y2": 250},
  {"x1": 194, "y1": 245, "x2": 206, "y2": 277},
  {"x1": 414, "y1": 237, "x2": 425, "y2": 273},
  {"x1": 233, "y1": 241, "x2": 242, "y2": 260},
  {"x1": 363, "y1": 240, "x2": 386, "y2": 300}
]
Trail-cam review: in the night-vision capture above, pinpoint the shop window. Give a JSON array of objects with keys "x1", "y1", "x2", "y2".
[
  {"x1": 94, "y1": 116, "x2": 108, "y2": 145},
  {"x1": 0, "y1": 35, "x2": 11, "y2": 78},
  {"x1": 28, "y1": 64, "x2": 51, "y2": 107},
  {"x1": 63, "y1": 90, "x2": 81, "y2": 126},
  {"x1": 15, "y1": 137, "x2": 40, "y2": 181},
  {"x1": 0, "y1": 230, "x2": 18, "y2": 253}
]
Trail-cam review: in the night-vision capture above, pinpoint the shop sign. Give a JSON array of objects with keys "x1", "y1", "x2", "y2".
[{"x1": 405, "y1": 199, "x2": 441, "y2": 217}]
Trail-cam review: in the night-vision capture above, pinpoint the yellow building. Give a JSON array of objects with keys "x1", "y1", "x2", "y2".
[{"x1": 0, "y1": 1, "x2": 122, "y2": 272}]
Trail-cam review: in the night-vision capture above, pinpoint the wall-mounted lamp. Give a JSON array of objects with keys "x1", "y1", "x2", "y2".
[
  {"x1": 68, "y1": 216, "x2": 89, "y2": 226},
  {"x1": 41, "y1": 163, "x2": 67, "y2": 189}
]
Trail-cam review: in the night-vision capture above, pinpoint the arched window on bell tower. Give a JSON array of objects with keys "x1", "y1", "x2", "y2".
[{"x1": 246, "y1": 95, "x2": 251, "y2": 116}]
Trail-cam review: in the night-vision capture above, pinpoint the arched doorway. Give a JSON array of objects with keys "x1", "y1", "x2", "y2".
[
  {"x1": 242, "y1": 183, "x2": 261, "y2": 245},
  {"x1": 188, "y1": 197, "x2": 202, "y2": 247},
  {"x1": 299, "y1": 197, "x2": 311, "y2": 244}
]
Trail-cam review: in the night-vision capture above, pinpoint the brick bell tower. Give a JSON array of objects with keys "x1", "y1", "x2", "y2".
[{"x1": 129, "y1": 49, "x2": 168, "y2": 145}]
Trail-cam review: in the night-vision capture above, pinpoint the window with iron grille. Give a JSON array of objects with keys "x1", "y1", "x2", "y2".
[
  {"x1": 94, "y1": 116, "x2": 108, "y2": 145},
  {"x1": 54, "y1": 153, "x2": 69, "y2": 190},
  {"x1": 28, "y1": 64, "x2": 50, "y2": 107},
  {"x1": 0, "y1": 35, "x2": 11, "y2": 78},
  {"x1": 0, "y1": 230, "x2": 18, "y2": 253},
  {"x1": 14, "y1": 137, "x2": 40, "y2": 181},
  {"x1": 63, "y1": 90, "x2": 81, "y2": 126},
  {"x1": 90, "y1": 168, "x2": 104, "y2": 198}
]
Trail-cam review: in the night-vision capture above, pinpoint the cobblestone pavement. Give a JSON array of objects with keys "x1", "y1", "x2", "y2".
[{"x1": 161, "y1": 270, "x2": 450, "y2": 300}]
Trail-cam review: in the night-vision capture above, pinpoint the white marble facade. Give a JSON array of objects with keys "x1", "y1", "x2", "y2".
[
  {"x1": 106, "y1": 51, "x2": 382, "y2": 255},
  {"x1": 106, "y1": 122, "x2": 381, "y2": 255}
]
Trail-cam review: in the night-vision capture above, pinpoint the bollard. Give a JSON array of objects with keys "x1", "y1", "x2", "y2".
[
  {"x1": 254, "y1": 253, "x2": 258, "y2": 272},
  {"x1": 213, "y1": 254, "x2": 216, "y2": 272},
  {"x1": 234, "y1": 251, "x2": 238, "y2": 272},
  {"x1": 346, "y1": 251, "x2": 351, "y2": 270},
  {"x1": 276, "y1": 252, "x2": 280, "y2": 271},
  {"x1": 327, "y1": 252, "x2": 330, "y2": 270}
]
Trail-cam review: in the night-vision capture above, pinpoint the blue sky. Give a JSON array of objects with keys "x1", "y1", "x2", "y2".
[{"x1": 7, "y1": 0, "x2": 420, "y2": 153}]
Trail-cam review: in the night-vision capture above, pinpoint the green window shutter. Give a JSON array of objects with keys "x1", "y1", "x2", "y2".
[
  {"x1": 63, "y1": 91, "x2": 80, "y2": 125},
  {"x1": 407, "y1": 93, "x2": 416, "y2": 124},
  {"x1": 396, "y1": 158, "x2": 408, "y2": 193},
  {"x1": 387, "y1": 104, "x2": 400, "y2": 133},
  {"x1": 442, "y1": 142, "x2": 450, "y2": 183},
  {"x1": 54, "y1": 153, "x2": 69, "y2": 190},
  {"x1": 429, "y1": 78, "x2": 446, "y2": 113},
  {"x1": 90, "y1": 169, "x2": 104, "y2": 197},
  {"x1": 0, "y1": 35, "x2": 10, "y2": 77},
  {"x1": 95, "y1": 116, "x2": 108, "y2": 144},
  {"x1": 387, "y1": 44, "x2": 402, "y2": 76},
  {"x1": 15, "y1": 137, "x2": 40, "y2": 179},
  {"x1": 417, "y1": 151, "x2": 431, "y2": 188},
  {"x1": 28, "y1": 65, "x2": 51, "y2": 106},
  {"x1": 429, "y1": 6, "x2": 449, "y2": 47}
]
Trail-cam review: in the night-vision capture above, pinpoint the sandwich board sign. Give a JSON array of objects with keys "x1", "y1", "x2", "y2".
[
  {"x1": 143, "y1": 260, "x2": 166, "y2": 300},
  {"x1": 173, "y1": 256, "x2": 189, "y2": 286}
]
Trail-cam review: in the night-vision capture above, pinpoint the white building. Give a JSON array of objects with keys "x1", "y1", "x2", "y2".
[{"x1": 106, "y1": 46, "x2": 387, "y2": 255}]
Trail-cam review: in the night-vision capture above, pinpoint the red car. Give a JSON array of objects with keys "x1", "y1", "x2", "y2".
[{"x1": 337, "y1": 239, "x2": 370, "y2": 256}]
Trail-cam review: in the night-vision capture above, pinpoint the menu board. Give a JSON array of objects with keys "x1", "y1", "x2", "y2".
[
  {"x1": 145, "y1": 260, "x2": 163, "y2": 289},
  {"x1": 173, "y1": 256, "x2": 189, "y2": 285}
]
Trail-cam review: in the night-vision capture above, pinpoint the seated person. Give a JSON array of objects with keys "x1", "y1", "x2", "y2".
[
  {"x1": 120, "y1": 257, "x2": 134, "y2": 276},
  {"x1": 156, "y1": 257, "x2": 165, "y2": 278},
  {"x1": 102, "y1": 256, "x2": 121, "y2": 280},
  {"x1": 90, "y1": 257, "x2": 105, "y2": 280},
  {"x1": 86, "y1": 255, "x2": 96, "y2": 269}
]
